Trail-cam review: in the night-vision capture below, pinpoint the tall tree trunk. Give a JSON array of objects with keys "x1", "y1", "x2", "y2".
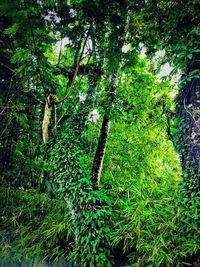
[
  {"x1": 91, "y1": 72, "x2": 117, "y2": 187},
  {"x1": 176, "y1": 60, "x2": 200, "y2": 189},
  {"x1": 175, "y1": 59, "x2": 200, "y2": 265}
]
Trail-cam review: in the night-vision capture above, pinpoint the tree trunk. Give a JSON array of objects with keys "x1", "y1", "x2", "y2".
[
  {"x1": 42, "y1": 94, "x2": 55, "y2": 144},
  {"x1": 91, "y1": 72, "x2": 117, "y2": 187},
  {"x1": 91, "y1": 116, "x2": 110, "y2": 186},
  {"x1": 176, "y1": 60, "x2": 200, "y2": 189},
  {"x1": 175, "y1": 59, "x2": 200, "y2": 265}
]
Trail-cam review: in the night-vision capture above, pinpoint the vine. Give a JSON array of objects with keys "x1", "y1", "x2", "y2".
[
  {"x1": 174, "y1": 61, "x2": 200, "y2": 262},
  {"x1": 50, "y1": 71, "x2": 113, "y2": 266}
]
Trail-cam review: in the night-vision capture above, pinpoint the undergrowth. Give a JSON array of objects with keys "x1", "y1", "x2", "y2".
[
  {"x1": 111, "y1": 176, "x2": 200, "y2": 267},
  {"x1": 0, "y1": 184, "x2": 73, "y2": 266}
]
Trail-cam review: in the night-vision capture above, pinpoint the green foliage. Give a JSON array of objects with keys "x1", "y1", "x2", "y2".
[
  {"x1": 99, "y1": 62, "x2": 183, "y2": 266},
  {"x1": 0, "y1": 184, "x2": 73, "y2": 266},
  {"x1": 69, "y1": 189, "x2": 113, "y2": 267},
  {"x1": 111, "y1": 184, "x2": 182, "y2": 267},
  {"x1": 133, "y1": 2, "x2": 200, "y2": 264},
  {"x1": 173, "y1": 75, "x2": 200, "y2": 261},
  {"x1": 177, "y1": 181, "x2": 200, "y2": 257},
  {"x1": 50, "y1": 124, "x2": 113, "y2": 266},
  {"x1": 0, "y1": 0, "x2": 199, "y2": 266}
]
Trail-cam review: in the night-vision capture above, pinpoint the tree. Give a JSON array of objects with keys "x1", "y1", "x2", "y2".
[
  {"x1": 0, "y1": 0, "x2": 199, "y2": 266},
  {"x1": 91, "y1": 71, "x2": 117, "y2": 187}
]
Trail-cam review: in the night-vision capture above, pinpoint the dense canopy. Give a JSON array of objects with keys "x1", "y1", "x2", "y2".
[{"x1": 0, "y1": 0, "x2": 199, "y2": 266}]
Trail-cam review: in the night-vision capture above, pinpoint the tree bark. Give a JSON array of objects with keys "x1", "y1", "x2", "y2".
[
  {"x1": 91, "y1": 116, "x2": 110, "y2": 186},
  {"x1": 176, "y1": 60, "x2": 200, "y2": 189},
  {"x1": 42, "y1": 94, "x2": 55, "y2": 144},
  {"x1": 175, "y1": 58, "x2": 200, "y2": 266},
  {"x1": 91, "y1": 72, "x2": 117, "y2": 187}
]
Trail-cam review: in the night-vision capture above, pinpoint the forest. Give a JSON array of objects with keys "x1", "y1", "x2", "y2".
[{"x1": 0, "y1": 0, "x2": 199, "y2": 266}]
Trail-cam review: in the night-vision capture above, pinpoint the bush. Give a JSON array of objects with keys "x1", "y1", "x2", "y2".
[
  {"x1": 111, "y1": 174, "x2": 186, "y2": 267},
  {"x1": 0, "y1": 184, "x2": 73, "y2": 266}
]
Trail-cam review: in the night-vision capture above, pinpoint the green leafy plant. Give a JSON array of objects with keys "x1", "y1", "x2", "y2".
[{"x1": 0, "y1": 184, "x2": 73, "y2": 266}]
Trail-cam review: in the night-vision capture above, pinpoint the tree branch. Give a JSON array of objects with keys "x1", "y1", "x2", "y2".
[{"x1": 56, "y1": 24, "x2": 92, "y2": 105}]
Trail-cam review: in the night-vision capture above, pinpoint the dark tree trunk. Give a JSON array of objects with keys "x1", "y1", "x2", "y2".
[
  {"x1": 175, "y1": 58, "x2": 200, "y2": 266},
  {"x1": 176, "y1": 59, "x2": 200, "y2": 189},
  {"x1": 91, "y1": 72, "x2": 117, "y2": 187},
  {"x1": 91, "y1": 116, "x2": 110, "y2": 186}
]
